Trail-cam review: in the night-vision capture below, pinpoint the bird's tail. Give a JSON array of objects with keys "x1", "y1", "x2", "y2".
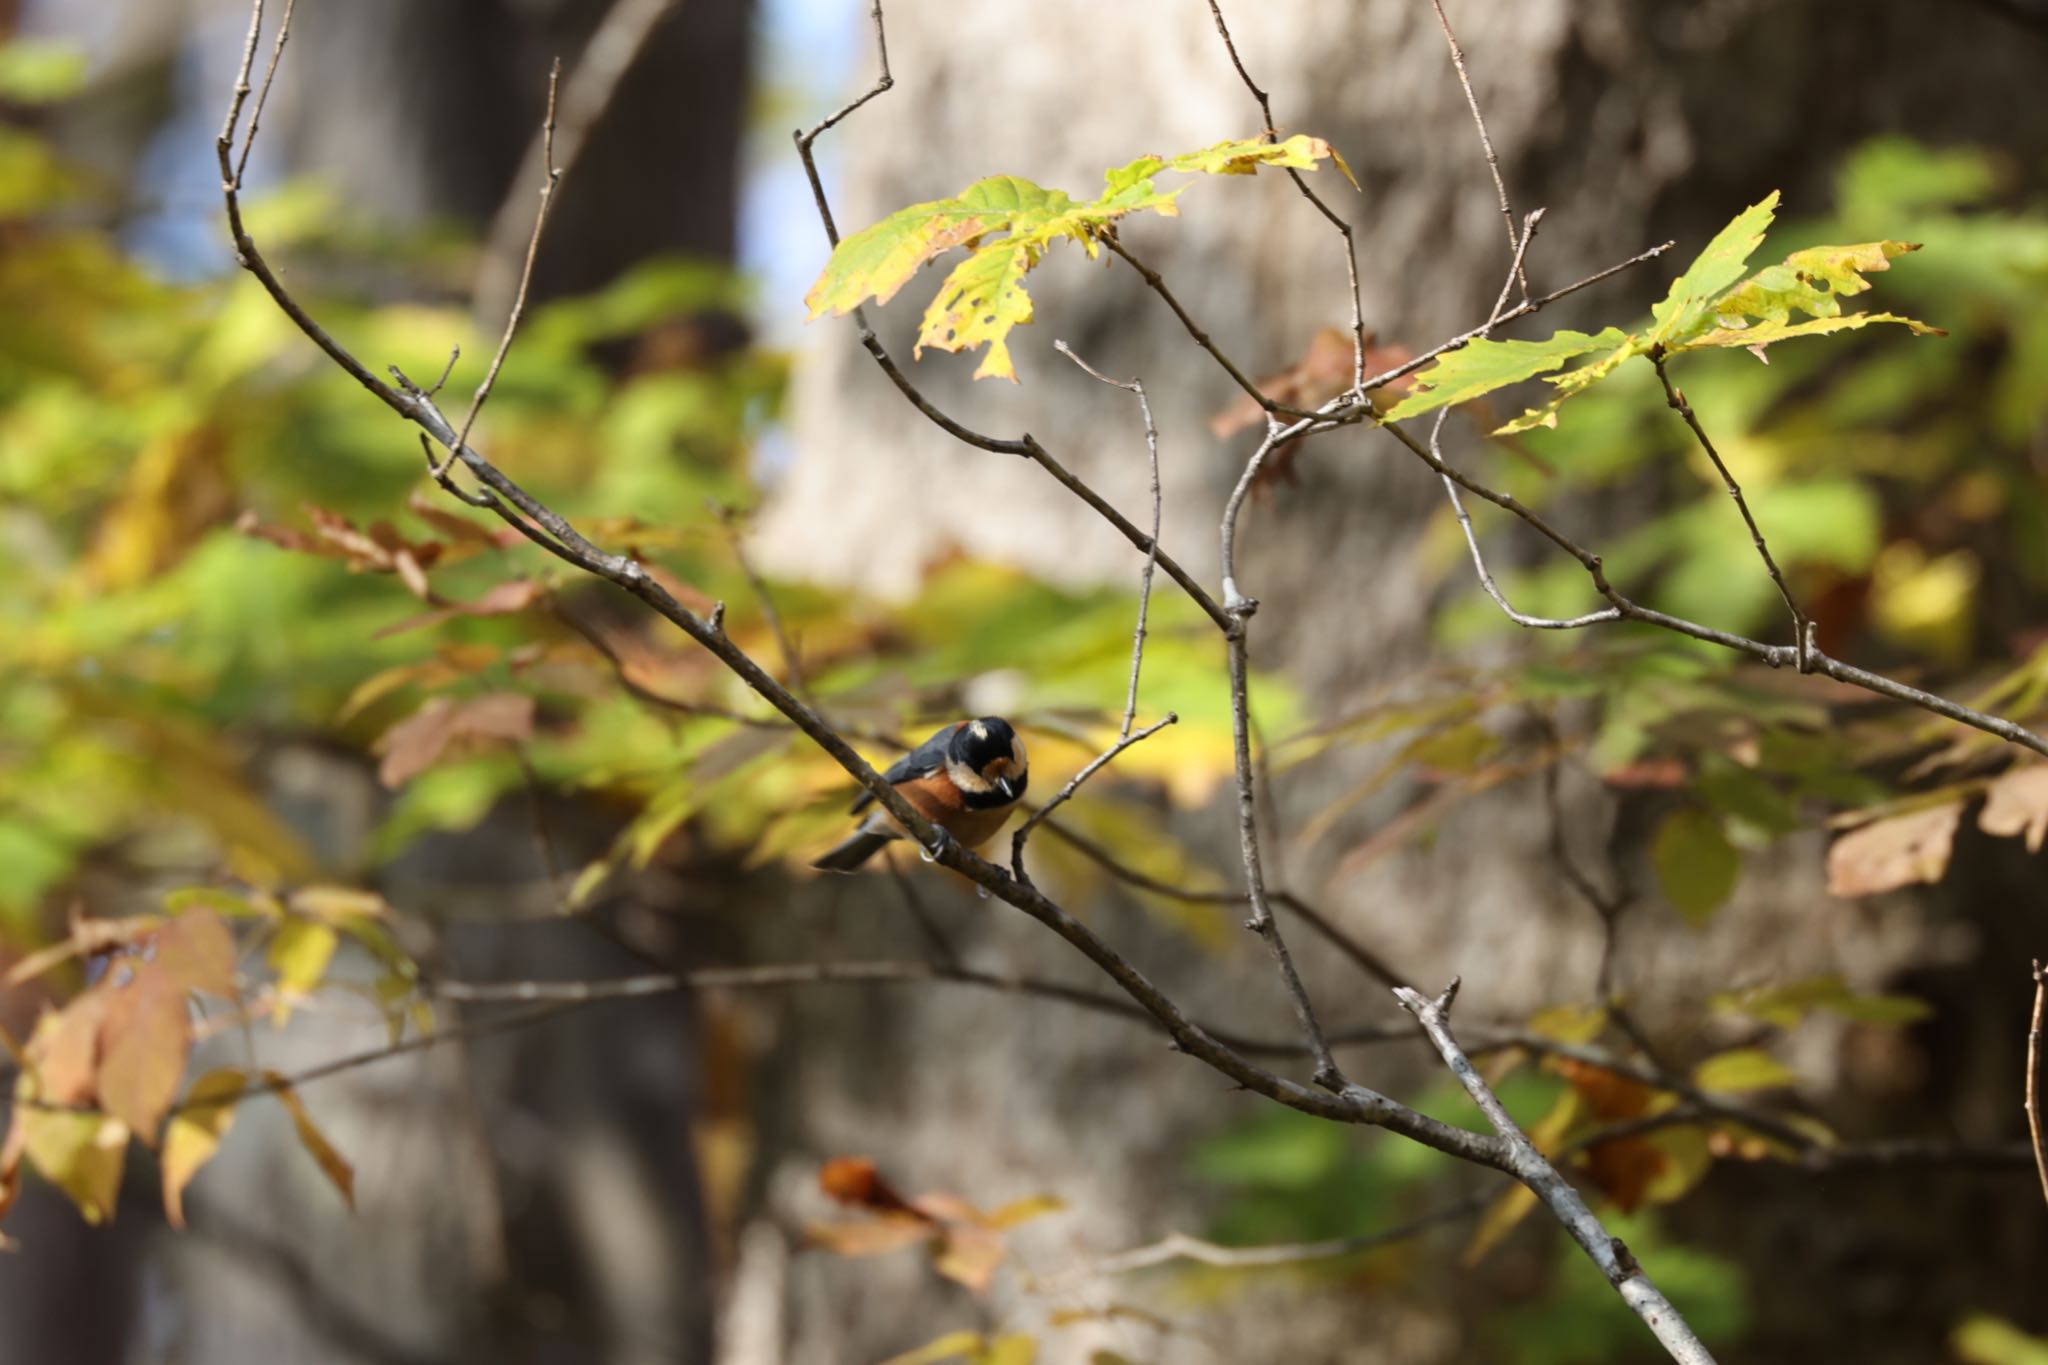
[{"x1": 810, "y1": 829, "x2": 896, "y2": 873}]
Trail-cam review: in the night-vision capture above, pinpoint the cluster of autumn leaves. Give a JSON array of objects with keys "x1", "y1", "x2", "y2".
[{"x1": 0, "y1": 893, "x2": 393, "y2": 1238}]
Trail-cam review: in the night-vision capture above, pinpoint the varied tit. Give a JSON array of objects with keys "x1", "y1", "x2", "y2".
[{"x1": 811, "y1": 717, "x2": 1030, "y2": 872}]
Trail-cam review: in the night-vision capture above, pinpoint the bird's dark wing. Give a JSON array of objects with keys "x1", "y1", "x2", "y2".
[{"x1": 848, "y1": 722, "x2": 959, "y2": 813}]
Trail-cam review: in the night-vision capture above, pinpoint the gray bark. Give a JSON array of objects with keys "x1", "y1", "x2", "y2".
[{"x1": 746, "y1": 3, "x2": 2048, "y2": 1361}]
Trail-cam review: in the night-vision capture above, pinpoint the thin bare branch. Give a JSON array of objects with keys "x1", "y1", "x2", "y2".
[
  {"x1": 715, "y1": 502, "x2": 812, "y2": 705},
  {"x1": 1360, "y1": 239, "x2": 1676, "y2": 394},
  {"x1": 1428, "y1": 0, "x2": 1525, "y2": 298},
  {"x1": 2031, "y1": 961, "x2": 2048, "y2": 1207},
  {"x1": 1054, "y1": 340, "x2": 1162, "y2": 738},
  {"x1": 1010, "y1": 714, "x2": 1179, "y2": 880},
  {"x1": 1062, "y1": 1194, "x2": 1486, "y2": 1282},
  {"x1": 882, "y1": 848, "x2": 960, "y2": 969},
  {"x1": 1654, "y1": 354, "x2": 1810, "y2": 670},
  {"x1": 1101, "y1": 235, "x2": 1304, "y2": 417},
  {"x1": 476, "y1": 0, "x2": 678, "y2": 320},
  {"x1": 1203, "y1": 0, "x2": 1368, "y2": 387},
  {"x1": 788, "y1": 26, "x2": 1229, "y2": 633},
  {"x1": 1366, "y1": 408, "x2": 2048, "y2": 758},
  {"x1": 232, "y1": 0, "x2": 297, "y2": 185},
  {"x1": 433, "y1": 58, "x2": 563, "y2": 482},
  {"x1": 1397, "y1": 981, "x2": 1719, "y2": 1365}
]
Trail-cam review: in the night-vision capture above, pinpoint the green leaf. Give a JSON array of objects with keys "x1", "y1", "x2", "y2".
[
  {"x1": 1692, "y1": 1047, "x2": 1800, "y2": 1094},
  {"x1": 1495, "y1": 334, "x2": 1643, "y2": 434},
  {"x1": 1650, "y1": 807, "x2": 1739, "y2": 924},
  {"x1": 1649, "y1": 193, "x2": 1780, "y2": 346},
  {"x1": 1381, "y1": 328, "x2": 1627, "y2": 422},
  {"x1": 1712, "y1": 976, "x2": 1931, "y2": 1030},
  {"x1": 807, "y1": 136, "x2": 1350, "y2": 380}
]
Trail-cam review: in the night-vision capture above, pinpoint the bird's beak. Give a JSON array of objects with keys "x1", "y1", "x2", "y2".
[{"x1": 997, "y1": 775, "x2": 1023, "y2": 802}]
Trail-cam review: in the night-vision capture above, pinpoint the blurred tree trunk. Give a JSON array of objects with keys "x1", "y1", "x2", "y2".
[{"x1": 748, "y1": 2, "x2": 2048, "y2": 1360}]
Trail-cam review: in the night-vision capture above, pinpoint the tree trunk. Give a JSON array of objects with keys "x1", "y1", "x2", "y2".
[{"x1": 747, "y1": 3, "x2": 2048, "y2": 1360}]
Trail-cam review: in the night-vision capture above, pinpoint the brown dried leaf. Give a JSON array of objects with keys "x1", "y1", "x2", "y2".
[
  {"x1": 1979, "y1": 763, "x2": 2048, "y2": 854},
  {"x1": 373, "y1": 577, "x2": 543, "y2": 640},
  {"x1": 97, "y1": 964, "x2": 192, "y2": 1142},
  {"x1": 155, "y1": 909, "x2": 237, "y2": 999},
  {"x1": 1208, "y1": 328, "x2": 1418, "y2": 440},
  {"x1": 933, "y1": 1223, "x2": 1007, "y2": 1293},
  {"x1": 375, "y1": 692, "x2": 536, "y2": 788},
  {"x1": 819, "y1": 1154, "x2": 918, "y2": 1214},
  {"x1": 1826, "y1": 801, "x2": 1963, "y2": 897},
  {"x1": 6, "y1": 911, "x2": 163, "y2": 986},
  {"x1": 406, "y1": 492, "x2": 525, "y2": 547},
  {"x1": 27, "y1": 988, "x2": 110, "y2": 1105}
]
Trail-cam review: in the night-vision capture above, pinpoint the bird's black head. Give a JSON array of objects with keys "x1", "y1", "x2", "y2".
[{"x1": 947, "y1": 716, "x2": 1028, "y2": 804}]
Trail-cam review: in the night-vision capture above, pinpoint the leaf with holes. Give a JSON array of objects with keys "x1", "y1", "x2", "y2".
[{"x1": 809, "y1": 136, "x2": 1351, "y2": 381}]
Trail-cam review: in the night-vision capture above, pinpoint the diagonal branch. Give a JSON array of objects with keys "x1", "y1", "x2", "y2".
[
  {"x1": 217, "y1": 0, "x2": 1509, "y2": 1174},
  {"x1": 1653, "y1": 353, "x2": 1811, "y2": 670},
  {"x1": 1398, "y1": 980, "x2": 1719, "y2": 1365}
]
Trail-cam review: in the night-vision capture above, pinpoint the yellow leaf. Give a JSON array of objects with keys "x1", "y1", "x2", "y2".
[
  {"x1": 1524, "y1": 1003, "x2": 1608, "y2": 1046},
  {"x1": 981, "y1": 1193, "x2": 1064, "y2": 1230},
  {"x1": 881, "y1": 1331, "x2": 1037, "y2": 1365},
  {"x1": 1954, "y1": 1314, "x2": 2048, "y2": 1365},
  {"x1": 161, "y1": 1068, "x2": 246, "y2": 1229},
  {"x1": 267, "y1": 918, "x2": 339, "y2": 1004},
  {"x1": 1461, "y1": 1182, "x2": 1539, "y2": 1268},
  {"x1": 288, "y1": 885, "x2": 391, "y2": 924},
  {"x1": 1691, "y1": 1047, "x2": 1800, "y2": 1094},
  {"x1": 266, "y1": 1077, "x2": 354, "y2": 1210},
  {"x1": 1870, "y1": 542, "x2": 1978, "y2": 663},
  {"x1": 22, "y1": 1111, "x2": 128, "y2": 1225}
]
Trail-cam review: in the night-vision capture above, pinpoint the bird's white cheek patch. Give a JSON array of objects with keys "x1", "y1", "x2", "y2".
[{"x1": 947, "y1": 757, "x2": 995, "y2": 795}]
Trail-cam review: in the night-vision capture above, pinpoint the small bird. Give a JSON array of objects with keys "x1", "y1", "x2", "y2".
[{"x1": 811, "y1": 717, "x2": 1029, "y2": 872}]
